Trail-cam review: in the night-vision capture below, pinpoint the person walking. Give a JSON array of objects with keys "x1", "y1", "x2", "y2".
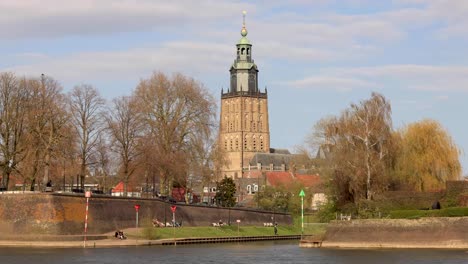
[{"x1": 274, "y1": 223, "x2": 278, "y2": 235}]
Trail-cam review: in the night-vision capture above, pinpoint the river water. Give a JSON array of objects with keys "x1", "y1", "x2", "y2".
[{"x1": 0, "y1": 241, "x2": 466, "y2": 264}]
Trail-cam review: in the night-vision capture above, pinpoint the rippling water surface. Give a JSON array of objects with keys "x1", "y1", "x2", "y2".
[{"x1": 0, "y1": 241, "x2": 466, "y2": 264}]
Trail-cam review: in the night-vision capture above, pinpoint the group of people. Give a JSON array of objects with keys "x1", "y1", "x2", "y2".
[
  {"x1": 152, "y1": 218, "x2": 182, "y2": 227},
  {"x1": 114, "y1": 230, "x2": 126, "y2": 240}
]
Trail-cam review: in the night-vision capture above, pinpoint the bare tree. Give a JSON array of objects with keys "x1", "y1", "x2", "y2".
[
  {"x1": 23, "y1": 74, "x2": 69, "y2": 190},
  {"x1": 310, "y1": 92, "x2": 393, "y2": 204},
  {"x1": 91, "y1": 133, "x2": 113, "y2": 193},
  {"x1": 68, "y1": 84, "x2": 105, "y2": 190},
  {"x1": 106, "y1": 96, "x2": 142, "y2": 195},
  {"x1": 134, "y1": 72, "x2": 217, "y2": 195},
  {"x1": 347, "y1": 92, "x2": 392, "y2": 200},
  {"x1": 0, "y1": 73, "x2": 30, "y2": 190}
]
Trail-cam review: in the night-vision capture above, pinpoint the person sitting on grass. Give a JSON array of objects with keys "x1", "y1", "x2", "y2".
[{"x1": 115, "y1": 230, "x2": 127, "y2": 240}]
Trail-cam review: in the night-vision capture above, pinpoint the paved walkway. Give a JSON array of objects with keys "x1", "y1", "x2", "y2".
[{"x1": 0, "y1": 238, "x2": 174, "y2": 248}]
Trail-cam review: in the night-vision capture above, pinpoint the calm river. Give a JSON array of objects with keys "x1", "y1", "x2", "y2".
[{"x1": 0, "y1": 241, "x2": 466, "y2": 264}]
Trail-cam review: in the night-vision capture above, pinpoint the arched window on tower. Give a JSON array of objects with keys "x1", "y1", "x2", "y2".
[
  {"x1": 241, "y1": 47, "x2": 245, "y2": 55},
  {"x1": 235, "y1": 114, "x2": 238, "y2": 130},
  {"x1": 260, "y1": 136, "x2": 264, "y2": 151},
  {"x1": 245, "y1": 114, "x2": 248, "y2": 130},
  {"x1": 247, "y1": 48, "x2": 250, "y2": 55},
  {"x1": 253, "y1": 135, "x2": 257, "y2": 151},
  {"x1": 259, "y1": 115, "x2": 263, "y2": 132},
  {"x1": 244, "y1": 135, "x2": 248, "y2": 150},
  {"x1": 235, "y1": 137, "x2": 239, "y2": 150},
  {"x1": 224, "y1": 139, "x2": 228, "y2": 150},
  {"x1": 230, "y1": 138, "x2": 233, "y2": 151}
]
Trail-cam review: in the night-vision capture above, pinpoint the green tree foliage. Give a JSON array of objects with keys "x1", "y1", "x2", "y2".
[
  {"x1": 215, "y1": 177, "x2": 236, "y2": 207},
  {"x1": 394, "y1": 119, "x2": 461, "y2": 191},
  {"x1": 311, "y1": 92, "x2": 395, "y2": 205},
  {"x1": 255, "y1": 184, "x2": 304, "y2": 214}
]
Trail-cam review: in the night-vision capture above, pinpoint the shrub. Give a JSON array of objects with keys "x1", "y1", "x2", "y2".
[
  {"x1": 389, "y1": 207, "x2": 468, "y2": 219},
  {"x1": 316, "y1": 201, "x2": 337, "y2": 223}
]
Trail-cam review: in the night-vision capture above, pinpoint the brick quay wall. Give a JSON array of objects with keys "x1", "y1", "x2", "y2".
[
  {"x1": 0, "y1": 193, "x2": 292, "y2": 236},
  {"x1": 322, "y1": 217, "x2": 468, "y2": 248}
]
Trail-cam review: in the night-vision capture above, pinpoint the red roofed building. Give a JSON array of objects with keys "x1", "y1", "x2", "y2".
[
  {"x1": 112, "y1": 181, "x2": 141, "y2": 197},
  {"x1": 236, "y1": 169, "x2": 325, "y2": 208}
]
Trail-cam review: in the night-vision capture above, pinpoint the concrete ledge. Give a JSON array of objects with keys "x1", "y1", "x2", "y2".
[
  {"x1": 321, "y1": 241, "x2": 468, "y2": 249},
  {"x1": 0, "y1": 235, "x2": 301, "y2": 248},
  {"x1": 322, "y1": 217, "x2": 468, "y2": 249}
]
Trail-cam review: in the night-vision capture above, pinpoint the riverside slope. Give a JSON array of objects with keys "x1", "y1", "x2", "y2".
[{"x1": 321, "y1": 217, "x2": 468, "y2": 249}]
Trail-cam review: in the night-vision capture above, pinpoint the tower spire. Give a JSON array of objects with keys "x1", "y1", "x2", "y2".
[
  {"x1": 241, "y1": 11, "x2": 248, "y2": 37},
  {"x1": 242, "y1": 10, "x2": 246, "y2": 27}
]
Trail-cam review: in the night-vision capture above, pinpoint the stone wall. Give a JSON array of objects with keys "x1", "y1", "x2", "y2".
[
  {"x1": 322, "y1": 217, "x2": 468, "y2": 248},
  {"x1": 0, "y1": 193, "x2": 291, "y2": 236},
  {"x1": 446, "y1": 180, "x2": 468, "y2": 206}
]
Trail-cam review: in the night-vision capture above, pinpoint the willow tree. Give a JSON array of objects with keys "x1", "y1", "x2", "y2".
[
  {"x1": 311, "y1": 92, "x2": 394, "y2": 204},
  {"x1": 134, "y1": 72, "x2": 216, "y2": 195},
  {"x1": 395, "y1": 119, "x2": 461, "y2": 191}
]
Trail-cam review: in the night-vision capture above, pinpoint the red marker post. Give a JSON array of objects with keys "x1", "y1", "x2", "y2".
[
  {"x1": 134, "y1": 204, "x2": 141, "y2": 228},
  {"x1": 171, "y1": 205, "x2": 177, "y2": 245},
  {"x1": 84, "y1": 191, "x2": 91, "y2": 248}
]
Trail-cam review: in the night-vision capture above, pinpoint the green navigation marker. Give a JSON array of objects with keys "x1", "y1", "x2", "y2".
[{"x1": 299, "y1": 189, "x2": 305, "y2": 235}]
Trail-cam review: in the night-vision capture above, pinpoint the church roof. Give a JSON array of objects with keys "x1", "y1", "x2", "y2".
[
  {"x1": 249, "y1": 152, "x2": 295, "y2": 167},
  {"x1": 265, "y1": 172, "x2": 321, "y2": 189}
]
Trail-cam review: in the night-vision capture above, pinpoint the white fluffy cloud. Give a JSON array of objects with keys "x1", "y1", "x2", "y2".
[
  {"x1": 286, "y1": 65, "x2": 468, "y2": 92},
  {"x1": 5, "y1": 41, "x2": 232, "y2": 82},
  {"x1": 3, "y1": 0, "x2": 468, "y2": 94},
  {"x1": 0, "y1": 0, "x2": 253, "y2": 39}
]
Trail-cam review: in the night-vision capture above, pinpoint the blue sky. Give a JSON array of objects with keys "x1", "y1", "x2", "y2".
[{"x1": 1, "y1": 0, "x2": 468, "y2": 175}]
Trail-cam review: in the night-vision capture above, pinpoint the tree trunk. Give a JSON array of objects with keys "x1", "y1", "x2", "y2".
[
  {"x1": 123, "y1": 165, "x2": 128, "y2": 197},
  {"x1": 2, "y1": 171, "x2": 10, "y2": 191},
  {"x1": 43, "y1": 151, "x2": 50, "y2": 188},
  {"x1": 80, "y1": 163, "x2": 86, "y2": 190},
  {"x1": 365, "y1": 139, "x2": 372, "y2": 200}
]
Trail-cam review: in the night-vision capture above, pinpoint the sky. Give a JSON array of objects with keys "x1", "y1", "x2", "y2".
[{"x1": 1, "y1": 0, "x2": 468, "y2": 175}]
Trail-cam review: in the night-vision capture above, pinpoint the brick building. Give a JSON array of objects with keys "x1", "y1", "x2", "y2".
[{"x1": 218, "y1": 13, "x2": 323, "y2": 203}]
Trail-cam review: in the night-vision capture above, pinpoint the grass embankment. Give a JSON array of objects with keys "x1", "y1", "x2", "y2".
[
  {"x1": 389, "y1": 207, "x2": 468, "y2": 219},
  {"x1": 130, "y1": 219, "x2": 327, "y2": 240}
]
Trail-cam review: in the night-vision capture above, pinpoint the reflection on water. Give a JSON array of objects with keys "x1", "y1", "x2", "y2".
[{"x1": 0, "y1": 241, "x2": 466, "y2": 264}]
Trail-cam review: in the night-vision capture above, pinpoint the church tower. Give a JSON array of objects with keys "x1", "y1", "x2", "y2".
[{"x1": 219, "y1": 12, "x2": 270, "y2": 179}]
